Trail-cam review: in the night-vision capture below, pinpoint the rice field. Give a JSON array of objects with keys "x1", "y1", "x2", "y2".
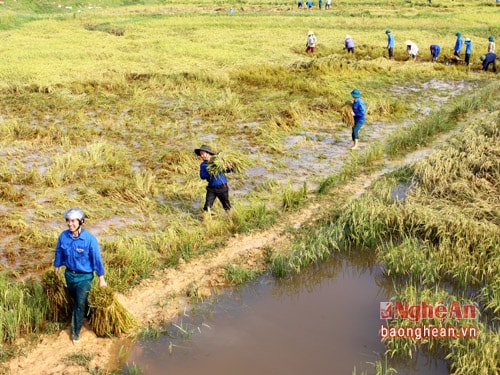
[{"x1": 0, "y1": 0, "x2": 499, "y2": 371}]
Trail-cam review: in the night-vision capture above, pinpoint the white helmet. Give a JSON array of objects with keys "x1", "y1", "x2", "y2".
[{"x1": 64, "y1": 208, "x2": 85, "y2": 224}]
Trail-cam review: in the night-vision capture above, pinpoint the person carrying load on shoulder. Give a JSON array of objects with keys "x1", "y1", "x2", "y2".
[{"x1": 195, "y1": 145, "x2": 233, "y2": 213}]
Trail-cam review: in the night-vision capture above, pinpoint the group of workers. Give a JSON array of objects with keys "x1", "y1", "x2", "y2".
[
  {"x1": 306, "y1": 30, "x2": 496, "y2": 73},
  {"x1": 386, "y1": 30, "x2": 496, "y2": 72}
]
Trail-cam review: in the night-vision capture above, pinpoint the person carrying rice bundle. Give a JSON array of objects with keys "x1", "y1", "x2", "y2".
[
  {"x1": 54, "y1": 208, "x2": 107, "y2": 343},
  {"x1": 195, "y1": 145, "x2": 233, "y2": 213}
]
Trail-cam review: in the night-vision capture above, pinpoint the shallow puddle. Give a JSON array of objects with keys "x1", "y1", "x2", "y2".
[{"x1": 124, "y1": 257, "x2": 449, "y2": 374}]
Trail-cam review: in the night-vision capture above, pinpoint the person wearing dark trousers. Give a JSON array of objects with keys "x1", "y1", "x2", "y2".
[
  {"x1": 54, "y1": 208, "x2": 107, "y2": 343},
  {"x1": 480, "y1": 53, "x2": 497, "y2": 73},
  {"x1": 195, "y1": 145, "x2": 233, "y2": 213}
]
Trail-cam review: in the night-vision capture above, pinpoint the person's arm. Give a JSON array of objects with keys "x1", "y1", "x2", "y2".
[
  {"x1": 54, "y1": 234, "x2": 64, "y2": 273},
  {"x1": 200, "y1": 161, "x2": 211, "y2": 180},
  {"x1": 89, "y1": 233, "x2": 107, "y2": 286},
  {"x1": 98, "y1": 275, "x2": 107, "y2": 287}
]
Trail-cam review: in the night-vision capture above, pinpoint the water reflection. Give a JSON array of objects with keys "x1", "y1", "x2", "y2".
[{"x1": 124, "y1": 256, "x2": 449, "y2": 375}]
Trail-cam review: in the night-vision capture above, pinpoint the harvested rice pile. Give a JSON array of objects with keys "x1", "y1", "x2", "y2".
[
  {"x1": 42, "y1": 269, "x2": 71, "y2": 322},
  {"x1": 88, "y1": 285, "x2": 136, "y2": 337},
  {"x1": 207, "y1": 151, "x2": 250, "y2": 175},
  {"x1": 341, "y1": 105, "x2": 355, "y2": 127}
]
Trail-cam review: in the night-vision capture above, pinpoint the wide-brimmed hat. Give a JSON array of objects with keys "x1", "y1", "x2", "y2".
[
  {"x1": 351, "y1": 89, "x2": 361, "y2": 98},
  {"x1": 480, "y1": 55, "x2": 486, "y2": 61},
  {"x1": 405, "y1": 40, "x2": 413, "y2": 45},
  {"x1": 308, "y1": 30, "x2": 314, "y2": 35},
  {"x1": 465, "y1": 37, "x2": 471, "y2": 42},
  {"x1": 345, "y1": 34, "x2": 352, "y2": 39},
  {"x1": 194, "y1": 145, "x2": 215, "y2": 156}
]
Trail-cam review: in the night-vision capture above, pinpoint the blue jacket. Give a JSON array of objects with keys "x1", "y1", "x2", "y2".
[
  {"x1": 430, "y1": 44, "x2": 440, "y2": 55},
  {"x1": 465, "y1": 40, "x2": 472, "y2": 54},
  {"x1": 200, "y1": 160, "x2": 229, "y2": 187},
  {"x1": 352, "y1": 98, "x2": 366, "y2": 124},
  {"x1": 454, "y1": 36, "x2": 463, "y2": 52},
  {"x1": 54, "y1": 229, "x2": 105, "y2": 276},
  {"x1": 387, "y1": 33, "x2": 395, "y2": 48},
  {"x1": 482, "y1": 52, "x2": 497, "y2": 68},
  {"x1": 345, "y1": 38, "x2": 355, "y2": 49}
]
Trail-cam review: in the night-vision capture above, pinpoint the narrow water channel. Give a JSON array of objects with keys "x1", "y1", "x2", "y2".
[{"x1": 124, "y1": 256, "x2": 449, "y2": 374}]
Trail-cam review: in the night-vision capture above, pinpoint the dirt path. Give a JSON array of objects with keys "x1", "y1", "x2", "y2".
[{"x1": 2, "y1": 143, "x2": 443, "y2": 375}]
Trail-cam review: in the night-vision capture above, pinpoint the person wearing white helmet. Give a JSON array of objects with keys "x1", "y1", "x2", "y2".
[
  {"x1": 54, "y1": 208, "x2": 107, "y2": 343},
  {"x1": 464, "y1": 37, "x2": 472, "y2": 66}
]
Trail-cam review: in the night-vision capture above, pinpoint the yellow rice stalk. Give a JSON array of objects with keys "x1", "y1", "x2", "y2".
[
  {"x1": 42, "y1": 269, "x2": 71, "y2": 322},
  {"x1": 207, "y1": 151, "x2": 250, "y2": 175},
  {"x1": 341, "y1": 105, "x2": 355, "y2": 127},
  {"x1": 88, "y1": 286, "x2": 136, "y2": 337}
]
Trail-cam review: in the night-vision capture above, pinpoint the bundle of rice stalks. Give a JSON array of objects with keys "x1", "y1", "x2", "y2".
[
  {"x1": 207, "y1": 151, "x2": 250, "y2": 175},
  {"x1": 341, "y1": 105, "x2": 355, "y2": 127},
  {"x1": 42, "y1": 269, "x2": 71, "y2": 322},
  {"x1": 88, "y1": 285, "x2": 136, "y2": 337}
]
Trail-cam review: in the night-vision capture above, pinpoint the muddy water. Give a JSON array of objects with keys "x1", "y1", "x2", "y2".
[{"x1": 124, "y1": 257, "x2": 449, "y2": 374}]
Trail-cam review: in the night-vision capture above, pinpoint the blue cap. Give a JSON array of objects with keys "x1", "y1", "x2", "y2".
[
  {"x1": 385, "y1": 29, "x2": 391, "y2": 34},
  {"x1": 456, "y1": 32, "x2": 461, "y2": 36},
  {"x1": 489, "y1": 36, "x2": 495, "y2": 42},
  {"x1": 351, "y1": 89, "x2": 361, "y2": 98}
]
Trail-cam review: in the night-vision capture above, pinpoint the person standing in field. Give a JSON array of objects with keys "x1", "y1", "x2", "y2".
[
  {"x1": 487, "y1": 36, "x2": 495, "y2": 53},
  {"x1": 54, "y1": 208, "x2": 107, "y2": 343},
  {"x1": 464, "y1": 38, "x2": 472, "y2": 66},
  {"x1": 344, "y1": 35, "x2": 355, "y2": 54},
  {"x1": 306, "y1": 0, "x2": 313, "y2": 8},
  {"x1": 386, "y1": 30, "x2": 395, "y2": 59},
  {"x1": 319, "y1": 0, "x2": 323, "y2": 9},
  {"x1": 480, "y1": 53, "x2": 497, "y2": 73},
  {"x1": 350, "y1": 89, "x2": 366, "y2": 150},
  {"x1": 306, "y1": 31, "x2": 317, "y2": 54},
  {"x1": 454, "y1": 32, "x2": 463, "y2": 58},
  {"x1": 405, "y1": 40, "x2": 418, "y2": 61},
  {"x1": 195, "y1": 145, "x2": 233, "y2": 213},
  {"x1": 430, "y1": 44, "x2": 441, "y2": 62},
  {"x1": 298, "y1": 0, "x2": 303, "y2": 8},
  {"x1": 325, "y1": 0, "x2": 331, "y2": 8}
]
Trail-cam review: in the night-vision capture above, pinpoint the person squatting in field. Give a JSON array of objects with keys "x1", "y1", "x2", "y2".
[
  {"x1": 195, "y1": 145, "x2": 233, "y2": 213},
  {"x1": 344, "y1": 35, "x2": 355, "y2": 54},
  {"x1": 405, "y1": 40, "x2": 419, "y2": 61},
  {"x1": 480, "y1": 53, "x2": 497, "y2": 73},
  {"x1": 350, "y1": 89, "x2": 366, "y2": 150},
  {"x1": 54, "y1": 208, "x2": 107, "y2": 343},
  {"x1": 430, "y1": 44, "x2": 440, "y2": 62}
]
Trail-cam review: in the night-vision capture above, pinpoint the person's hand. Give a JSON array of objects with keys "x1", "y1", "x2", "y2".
[{"x1": 99, "y1": 276, "x2": 107, "y2": 287}]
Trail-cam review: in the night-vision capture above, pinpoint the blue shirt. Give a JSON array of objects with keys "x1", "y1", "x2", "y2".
[
  {"x1": 465, "y1": 40, "x2": 472, "y2": 54},
  {"x1": 200, "y1": 160, "x2": 229, "y2": 187},
  {"x1": 482, "y1": 52, "x2": 497, "y2": 68},
  {"x1": 387, "y1": 33, "x2": 395, "y2": 48},
  {"x1": 430, "y1": 45, "x2": 440, "y2": 55},
  {"x1": 454, "y1": 36, "x2": 463, "y2": 52},
  {"x1": 352, "y1": 98, "x2": 366, "y2": 124},
  {"x1": 54, "y1": 229, "x2": 105, "y2": 276}
]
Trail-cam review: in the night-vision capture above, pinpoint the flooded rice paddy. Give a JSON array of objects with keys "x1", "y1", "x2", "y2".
[{"x1": 124, "y1": 257, "x2": 449, "y2": 374}]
